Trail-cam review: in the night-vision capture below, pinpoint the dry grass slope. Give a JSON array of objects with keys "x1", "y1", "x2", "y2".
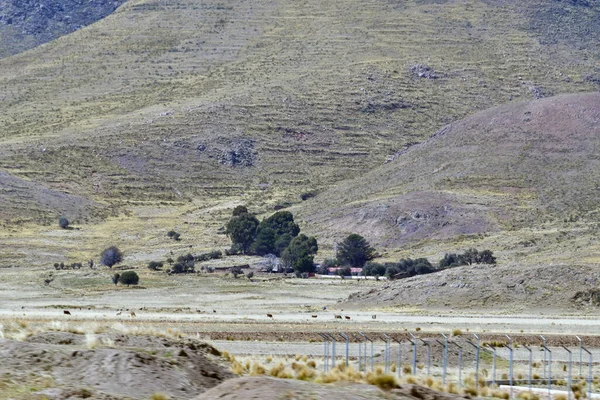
[{"x1": 0, "y1": 0, "x2": 598, "y2": 266}]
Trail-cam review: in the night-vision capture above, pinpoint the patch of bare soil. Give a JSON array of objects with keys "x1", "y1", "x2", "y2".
[
  {"x1": 0, "y1": 332, "x2": 232, "y2": 399},
  {"x1": 344, "y1": 263, "x2": 600, "y2": 313},
  {"x1": 195, "y1": 376, "x2": 467, "y2": 400}
]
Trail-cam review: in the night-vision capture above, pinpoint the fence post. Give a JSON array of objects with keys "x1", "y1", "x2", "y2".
[
  {"x1": 581, "y1": 344, "x2": 592, "y2": 399},
  {"x1": 450, "y1": 340, "x2": 463, "y2": 387},
  {"x1": 541, "y1": 344, "x2": 552, "y2": 400},
  {"x1": 576, "y1": 336, "x2": 583, "y2": 379},
  {"x1": 354, "y1": 334, "x2": 363, "y2": 372},
  {"x1": 383, "y1": 334, "x2": 391, "y2": 374},
  {"x1": 523, "y1": 344, "x2": 533, "y2": 391},
  {"x1": 359, "y1": 333, "x2": 367, "y2": 372},
  {"x1": 467, "y1": 334, "x2": 480, "y2": 391},
  {"x1": 441, "y1": 333, "x2": 449, "y2": 385},
  {"x1": 393, "y1": 336, "x2": 402, "y2": 378},
  {"x1": 506, "y1": 334, "x2": 514, "y2": 400},
  {"x1": 562, "y1": 345, "x2": 572, "y2": 400},
  {"x1": 420, "y1": 338, "x2": 431, "y2": 376},
  {"x1": 409, "y1": 333, "x2": 418, "y2": 375},
  {"x1": 327, "y1": 333, "x2": 336, "y2": 370},
  {"x1": 340, "y1": 333, "x2": 349, "y2": 368},
  {"x1": 319, "y1": 333, "x2": 329, "y2": 372},
  {"x1": 540, "y1": 335, "x2": 547, "y2": 379},
  {"x1": 487, "y1": 344, "x2": 497, "y2": 386}
]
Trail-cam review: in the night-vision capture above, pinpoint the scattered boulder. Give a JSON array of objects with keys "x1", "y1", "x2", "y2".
[{"x1": 409, "y1": 64, "x2": 440, "y2": 79}]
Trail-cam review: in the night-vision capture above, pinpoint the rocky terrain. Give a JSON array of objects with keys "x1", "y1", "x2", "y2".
[{"x1": 0, "y1": 0, "x2": 125, "y2": 58}]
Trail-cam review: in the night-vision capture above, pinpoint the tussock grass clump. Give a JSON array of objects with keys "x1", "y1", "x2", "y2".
[
  {"x1": 555, "y1": 395, "x2": 567, "y2": 400},
  {"x1": 306, "y1": 360, "x2": 316, "y2": 368},
  {"x1": 446, "y1": 382, "x2": 460, "y2": 394},
  {"x1": 452, "y1": 329, "x2": 463, "y2": 336},
  {"x1": 265, "y1": 355, "x2": 273, "y2": 363},
  {"x1": 491, "y1": 389, "x2": 510, "y2": 399},
  {"x1": 366, "y1": 372, "x2": 398, "y2": 390},
  {"x1": 221, "y1": 351, "x2": 234, "y2": 362},
  {"x1": 517, "y1": 392, "x2": 540, "y2": 400},
  {"x1": 250, "y1": 363, "x2": 266, "y2": 376},
  {"x1": 149, "y1": 393, "x2": 170, "y2": 400},
  {"x1": 231, "y1": 360, "x2": 245, "y2": 375},
  {"x1": 403, "y1": 364, "x2": 412, "y2": 374},
  {"x1": 269, "y1": 363, "x2": 292, "y2": 379}
]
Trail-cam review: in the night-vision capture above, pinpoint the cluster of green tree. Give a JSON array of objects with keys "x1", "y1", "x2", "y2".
[
  {"x1": 111, "y1": 271, "x2": 139, "y2": 286},
  {"x1": 53, "y1": 262, "x2": 83, "y2": 270},
  {"x1": 363, "y1": 258, "x2": 435, "y2": 279},
  {"x1": 171, "y1": 253, "x2": 195, "y2": 274},
  {"x1": 439, "y1": 248, "x2": 496, "y2": 268},
  {"x1": 225, "y1": 207, "x2": 318, "y2": 273},
  {"x1": 194, "y1": 250, "x2": 222, "y2": 262}
]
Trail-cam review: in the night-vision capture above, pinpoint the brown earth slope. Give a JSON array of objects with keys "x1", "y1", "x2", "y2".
[
  {"x1": 0, "y1": 331, "x2": 231, "y2": 399},
  {"x1": 300, "y1": 93, "x2": 600, "y2": 263}
]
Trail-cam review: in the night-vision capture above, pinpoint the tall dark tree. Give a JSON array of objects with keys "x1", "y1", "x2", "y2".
[
  {"x1": 337, "y1": 234, "x2": 376, "y2": 267},
  {"x1": 101, "y1": 246, "x2": 123, "y2": 268},
  {"x1": 251, "y1": 227, "x2": 276, "y2": 256},
  {"x1": 232, "y1": 205, "x2": 249, "y2": 216},
  {"x1": 226, "y1": 212, "x2": 259, "y2": 254},
  {"x1": 281, "y1": 234, "x2": 318, "y2": 274},
  {"x1": 259, "y1": 211, "x2": 300, "y2": 238}
]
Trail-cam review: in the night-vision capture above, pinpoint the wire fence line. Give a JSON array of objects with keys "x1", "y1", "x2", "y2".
[{"x1": 317, "y1": 332, "x2": 600, "y2": 399}]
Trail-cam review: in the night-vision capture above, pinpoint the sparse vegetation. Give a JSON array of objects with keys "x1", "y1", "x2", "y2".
[
  {"x1": 118, "y1": 271, "x2": 139, "y2": 286},
  {"x1": 58, "y1": 216, "x2": 69, "y2": 229}
]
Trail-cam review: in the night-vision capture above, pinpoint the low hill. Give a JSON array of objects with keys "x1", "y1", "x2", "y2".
[
  {"x1": 300, "y1": 93, "x2": 600, "y2": 264},
  {"x1": 343, "y1": 262, "x2": 600, "y2": 313}
]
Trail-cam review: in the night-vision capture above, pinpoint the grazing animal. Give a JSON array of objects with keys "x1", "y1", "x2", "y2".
[
  {"x1": 213, "y1": 310, "x2": 216, "y2": 313},
  {"x1": 63, "y1": 310, "x2": 71, "y2": 315},
  {"x1": 311, "y1": 314, "x2": 318, "y2": 318},
  {"x1": 334, "y1": 314, "x2": 342, "y2": 319},
  {"x1": 267, "y1": 313, "x2": 273, "y2": 318},
  {"x1": 130, "y1": 311, "x2": 136, "y2": 317},
  {"x1": 345, "y1": 316, "x2": 351, "y2": 320},
  {"x1": 44, "y1": 278, "x2": 54, "y2": 285},
  {"x1": 116, "y1": 311, "x2": 122, "y2": 316},
  {"x1": 372, "y1": 315, "x2": 377, "y2": 319}
]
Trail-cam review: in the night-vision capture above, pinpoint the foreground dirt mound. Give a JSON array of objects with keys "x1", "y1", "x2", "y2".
[
  {"x1": 0, "y1": 332, "x2": 232, "y2": 399},
  {"x1": 196, "y1": 376, "x2": 468, "y2": 400}
]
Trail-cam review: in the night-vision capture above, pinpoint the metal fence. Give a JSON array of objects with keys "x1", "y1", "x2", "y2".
[{"x1": 318, "y1": 332, "x2": 599, "y2": 399}]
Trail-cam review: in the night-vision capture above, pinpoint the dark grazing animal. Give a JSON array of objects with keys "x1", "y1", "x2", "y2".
[
  {"x1": 334, "y1": 314, "x2": 342, "y2": 319},
  {"x1": 267, "y1": 313, "x2": 273, "y2": 318},
  {"x1": 63, "y1": 310, "x2": 71, "y2": 315}
]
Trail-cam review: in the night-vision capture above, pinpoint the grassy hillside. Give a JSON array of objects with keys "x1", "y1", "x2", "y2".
[
  {"x1": 0, "y1": 0, "x2": 598, "y2": 267},
  {"x1": 300, "y1": 93, "x2": 600, "y2": 264}
]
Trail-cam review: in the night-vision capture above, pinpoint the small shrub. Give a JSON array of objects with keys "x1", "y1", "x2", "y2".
[
  {"x1": 149, "y1": 393, "x2": 170, "y2": 400},
  {"x1": 452, "y1": 328, "x2": 463, "y2": 336},
  {"x1": 250, "y1": 363, "x2": 266, "y2": 375},
  {"x1": 147, "y1": 261, "x2": 164, "y2": 271},
  {"x1": 246, "y1": 271, "x2": 254, "y2": 279},
  {"x1": 111, "y1": 273, "x2": 120, "y2": 285},
  {"x1": 118, "y1": 271, "x2": 139, "y2": 286},
  {"x1": 366, "y1": 372, "x2": 398, "y2": 390},
  {"x1": 58, "y1": 217, "x2": 69, "y2": 229},
  {"x1": 300, "y1": 191, "x2": 316, "y2": 201}
]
